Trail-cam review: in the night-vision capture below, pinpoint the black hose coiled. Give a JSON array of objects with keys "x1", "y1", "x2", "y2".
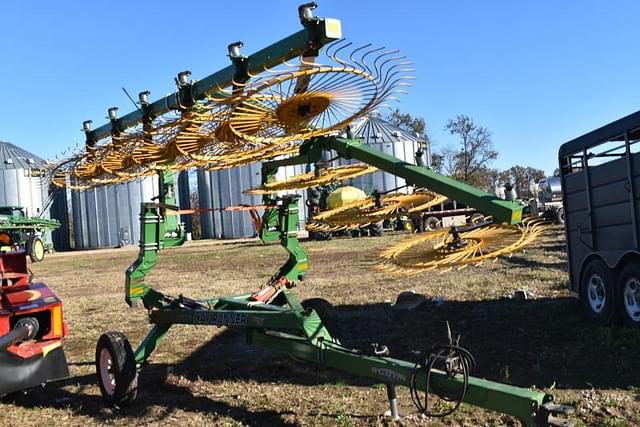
[{"x1": 410, "y1": 343, "x2": 476, "y2": 418}]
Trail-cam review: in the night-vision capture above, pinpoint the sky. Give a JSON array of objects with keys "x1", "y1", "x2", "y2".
[{"x1": 1, "y1": 1, "x2": 640, "y2": 176}]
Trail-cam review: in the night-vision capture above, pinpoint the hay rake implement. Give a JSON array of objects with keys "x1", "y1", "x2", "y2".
[{"x1": 51, "y1": 3, "x2": 571, "y2": 425}]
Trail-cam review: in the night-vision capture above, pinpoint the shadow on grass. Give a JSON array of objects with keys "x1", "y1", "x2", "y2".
[
  {"x1": 10, "y1": 296, "x2": 639, "y2": 424},
  {"x1": 6, "y1": 369, "x2": 296, "y2": 426},
  {"x1": 503, "y1": 255, "x2": 568, "y2": 271},
  {"x1": 171, "y1": 296, "x2": 639, "y2": 391}
]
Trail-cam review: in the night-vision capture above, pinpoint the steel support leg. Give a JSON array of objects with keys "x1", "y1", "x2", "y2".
[
  {"x1": 133, "y1": 323, "x2": 172, "y2": 365},
  {"x1": 386, "y1": 383, "x2": 400, "y2": 420}
]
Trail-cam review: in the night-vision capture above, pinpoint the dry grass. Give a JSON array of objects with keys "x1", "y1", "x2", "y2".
[{"x1": 2, "y1": 226, "x2": 640, "y2": 426}]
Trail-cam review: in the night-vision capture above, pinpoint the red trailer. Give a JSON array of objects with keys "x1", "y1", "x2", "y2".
[{"x1": 0, "y1": 251, "x2": 69, "y2": 396}]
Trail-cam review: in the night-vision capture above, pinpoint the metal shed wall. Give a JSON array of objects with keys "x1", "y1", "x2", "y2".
[
  {"x1": 197, "y1": 163, "x2": 263, "y2": 239},
  {"x1": 0, "y1": 169, "x2": 49, "y2": 217},
  {"x1": 71, "y1": 177, "x2": 160, "y2": 249}
]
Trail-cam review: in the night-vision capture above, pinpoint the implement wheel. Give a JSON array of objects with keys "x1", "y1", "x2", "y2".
[
  {"x1": 27, "y1": 235, "x2": 45, "y2": 262},
  {"x1": 424, "y1": 216, "x2": 440, "y2": 231},
  {"x1": 96, "y1": 331, "x2": 138, "y2": 406},
  {"x1": 369, "y1": 222, "x2": 384, "y2": 237},
  {"x1": 580, "y1": 258, "x2": 616, "y2": 326}
]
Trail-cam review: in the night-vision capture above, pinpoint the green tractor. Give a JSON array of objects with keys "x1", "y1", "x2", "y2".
[{"x1": 0, "y1": 206, "x2": 60, "y2": 262}]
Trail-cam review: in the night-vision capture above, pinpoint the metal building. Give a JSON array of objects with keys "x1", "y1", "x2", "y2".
[
  {"x1": 196, "y1": 115, "x2": 428, "y2": 239},
  {"x1": 197, "y1": 160, "x2": 315, "y2": 239},
  {"x1": 332, "y1": 114, "x2": 429, "y2": 193},
  {"x1": 0, "y1": 141, "x2": 49, "y2": 217},
  {"x1": 70, "y1": 177, "x2": 161, "y2": 249},
  {"x1": 197, "y1": 163, "x2": 263, "y2": 239}
]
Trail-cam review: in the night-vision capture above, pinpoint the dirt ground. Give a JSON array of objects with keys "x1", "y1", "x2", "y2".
[{"x1": 2, "y1": 226, "x2": 639, "y2": 426}]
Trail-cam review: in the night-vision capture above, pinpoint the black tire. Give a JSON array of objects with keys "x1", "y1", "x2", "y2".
[
  {"x1": 470, "y1": 213, "x2": 485, "y2": 225},
  {"x1": 616, "y1": 262, "x2": 640, "y2": 329},
  {"x1": 580, "y1": 258, "x2": 616, "y2": 326},
  {"x1": 27, "y1": 235, "x2": 45, "y2": 262},
  {"x1": 302, "y1": 298, "x2": 341, "y2": 343},
  {"x1": 368, "y1": 222, "x2": 383, "y2": 237},
  {"x1": 424, "y1": 216, "x2": 440, "y2": 231},
  {"x1": 96, "y1": 331, "x2": 138, "y2": 406},
  {"x1": 350, "y1": 229, "x2": 361, "y2": 238},
  {"x1": 555, "y1": 207, "x2": 565, "y2": 225}
]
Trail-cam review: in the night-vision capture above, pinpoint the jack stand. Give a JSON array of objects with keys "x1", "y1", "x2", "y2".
[{"x1": 385, "y1": 383, "x2": 400, "y2": 420}]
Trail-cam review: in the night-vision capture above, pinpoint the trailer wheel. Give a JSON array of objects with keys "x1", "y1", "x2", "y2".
[
  {"x1": 424, "y1": 216, "x2": 440, "y2": 231},
  {"x1": 27, "y1": 236, "x2": 45, "y2": 262},
  {"x1": 302, "y1": 298, "x2": 341, "y2": 343},
  {"x1": 580, "y1": 259, "x2": 616, "y2": 325},
  {"x1": 555, "y1": 207, "x2": 565, "y2": 225},
  {"x1": 616, "y1": 263, "x2": 640, "y2": 328},
  {"x1": 96, "y1": 331, "x2": 138, "y2": 406}
]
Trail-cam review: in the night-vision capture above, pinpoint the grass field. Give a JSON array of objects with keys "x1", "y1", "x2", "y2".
[{"x1": 2, "y1": 226, "x2": 640, "y2": 426}]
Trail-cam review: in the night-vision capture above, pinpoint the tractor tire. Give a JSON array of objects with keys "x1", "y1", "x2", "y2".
[
  {"x1": 616, "y1": 262, "x2": 640, "y2": 329},
  {"x1": 555, "y1": 207, "x2": 565, "y2": 225},
  {"x1": 424, "y1": 216, "x2": 440, "y2": 231},
  {"x1": 27, "y1": 235, "x2": 45, "y2": 262},
  {"x1": 302, "y1": 298, "x2": 342, "y2": 343},
  {"x1": 580, "y1": 258, "x2": 616, "y2": 326},
  {"x1": 368, "y1": 222, "x2": 383, "y2": 237},
  {"x1": 96, "y1": 331, "x2": 138, "y2": 407}
]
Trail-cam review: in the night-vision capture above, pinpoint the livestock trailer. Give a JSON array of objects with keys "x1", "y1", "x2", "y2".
[{"x1": 559, "y1": 110, "x2": 640, "y2": 328}]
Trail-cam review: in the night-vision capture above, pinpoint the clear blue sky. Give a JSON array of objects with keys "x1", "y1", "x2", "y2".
[{"x1": 2, "y1": 1, "x2": 639, "y2": 175}]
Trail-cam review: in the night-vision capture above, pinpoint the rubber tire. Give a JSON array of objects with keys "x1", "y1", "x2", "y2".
[
  {"x1": 616, "y1": 262, "x2": 640, "y2": 329},
  {"x1": 369, "y1": 222, "x2": 383, "y2": 237},
  {"x1": 27, "y1": 235, "x2": 45, "y2": 262},
  {"x1": 424, "y1": 216, "x2": 440, "y2": 231},
  {"x1": 96, "y1": 331, "x2": 138, "y2": 407},
  {"x1": 470, "y1": 213, "x2": 485, "y2": 225},
  {"x1": 580, "y1": 258, "x2": 616, "y2": 326},
  {"x1": 302, "y1": 298, "x2": 342, "y2": 343},
  {"x1": 555, "y1": 207, "x2": 565, "y2": 225}
]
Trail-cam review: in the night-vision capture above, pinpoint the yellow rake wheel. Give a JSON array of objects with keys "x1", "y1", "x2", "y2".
[
  {"x1": 228, "y1": 40, "x2": 414, "y2": 145},
  {"x1": 305, "y1": 190, "x2": 447, "y2": 232},
  {"x1": 375, "y1": 218, "x2": 549, "y2": 274},
  {"x1": 45, "y1": 41, "x2": 413, "y2": 190},
  {"x1": 244, "y1": 164, "x2": 377, "y2": 195}
]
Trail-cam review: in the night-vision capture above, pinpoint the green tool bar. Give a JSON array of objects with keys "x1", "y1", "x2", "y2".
[
  {"x1": 149, "y1": 308, "x2": 302, "y2": 330},
  {"x1": 248, "y1": 330, "x2": 550, "y2": 426},
  {"x1": 89, "y1": 21, "x2": 341, "y2": 142},
  {"x1": 315, "y1": 137, "x2": 524, "y2": 224}
]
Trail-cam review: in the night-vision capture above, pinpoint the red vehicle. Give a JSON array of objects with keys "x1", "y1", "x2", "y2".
[{"x1": 0, "y1": 251, "x2": 68, "y2": 396}]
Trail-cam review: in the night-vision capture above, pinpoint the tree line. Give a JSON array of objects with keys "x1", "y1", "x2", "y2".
[{"x1": 387, "y1": 109, "x2": 546, "y2": 199}]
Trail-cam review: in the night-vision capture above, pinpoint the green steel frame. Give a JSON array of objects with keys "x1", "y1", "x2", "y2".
[
  {"x1": 121, "y1": 182, "x2": 554, "y2": 426},
  {"x1": 92, "y1": 4, "x2": 562, "y2": 425},
  {"x1": 87, "y1": 14, "x2": 341, "y2": 142},
  {"x1": 297, "y1": 136, "x2": 524, "y2": 224}
]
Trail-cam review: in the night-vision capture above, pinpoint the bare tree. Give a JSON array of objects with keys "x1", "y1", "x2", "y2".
[
  {"x1": 387, "y1": 108, "x2": 426, "y2": 136},
  {"x1": 444, "y1": 115, "x2": 498, "y2": 187},
  {"x1": 497, "y1": 165, "x2": 546, "y2": 198},
  {"x1": 385, "y1": 109, "x2": 435, "y2": 170}
]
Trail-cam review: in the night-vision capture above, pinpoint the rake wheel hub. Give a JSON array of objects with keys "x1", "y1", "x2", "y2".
[{"x1": 275, "y1": 92, "x2": 333, "y2": 129}]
